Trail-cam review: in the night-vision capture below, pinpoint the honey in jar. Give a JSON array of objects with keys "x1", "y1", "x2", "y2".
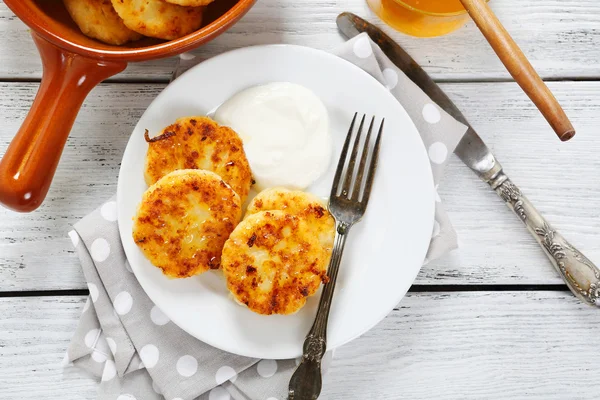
[{"x1": 367, "y1": 0, "x2": 470, "y2": 37}]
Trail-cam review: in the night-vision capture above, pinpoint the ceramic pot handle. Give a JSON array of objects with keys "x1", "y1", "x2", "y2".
[{"x1": 0, "y1": 33, "x2": 126, "y2": 212}]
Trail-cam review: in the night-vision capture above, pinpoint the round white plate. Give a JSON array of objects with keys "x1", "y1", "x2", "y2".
[{"x1": 118, "y1": 45, "x2": 435, "y2": 359}]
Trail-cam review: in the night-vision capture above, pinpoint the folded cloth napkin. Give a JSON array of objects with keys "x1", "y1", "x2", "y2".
[{"x1": 64, "y1": 33, "x2": 467, "y2": 400}]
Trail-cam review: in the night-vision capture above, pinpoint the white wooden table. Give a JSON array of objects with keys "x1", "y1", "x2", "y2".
[{"x1": 1, "y1": 1, "x2": 599, "y2": 399}]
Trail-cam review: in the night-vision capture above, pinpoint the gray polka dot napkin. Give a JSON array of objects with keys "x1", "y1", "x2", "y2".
[{"x1": 64, "y1": 33, "x2": 467, "y2": 400}]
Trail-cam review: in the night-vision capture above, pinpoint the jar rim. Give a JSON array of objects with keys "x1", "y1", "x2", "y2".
[{"x1": 391, "y1": 0, "x2": 471, "y2": 17}]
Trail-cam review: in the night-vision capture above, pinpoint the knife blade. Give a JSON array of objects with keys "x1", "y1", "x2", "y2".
[
  {"x1": 336, "y1": 12, "x2": 497, "y2": 178},
  {"x1": 336, "y1": 12, "x2": 600, "y2": 307}
]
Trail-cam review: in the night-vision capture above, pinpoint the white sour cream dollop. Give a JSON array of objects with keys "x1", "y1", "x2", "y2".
[{"x1": 214, "y1": 82, "x2": 332, "y2": 190}]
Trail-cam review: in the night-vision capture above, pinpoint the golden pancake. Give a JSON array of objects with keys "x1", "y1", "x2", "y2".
[
  {"x1": 165, "y1": 0, "x2": 215, "y2": 6},
  {"x1": 245, "y1": 187, "x2": 335, "y2": 253},
  {"x1": 144, "y1": 116, "x2": 253, "y2": 203},
  {"x1": 133, "y1": 169, "x2": 241, "y2": 278},
  {"x1": 222, "y1": 210, "x2": 331, "y2": 315},
  {"x1": 111, "y1": 0, "x2": 203, "y2": 40},
  {"x1": 63, "y1": 0, "x2": 143, "y2": 45}
]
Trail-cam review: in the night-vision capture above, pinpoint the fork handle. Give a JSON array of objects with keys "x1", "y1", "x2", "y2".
[
  {"x1": 490, "y1": 171, "x2": 600, "y2": 306},
  {"x1": 288, "y1": 224, "x2": 349, "y2": 400}
]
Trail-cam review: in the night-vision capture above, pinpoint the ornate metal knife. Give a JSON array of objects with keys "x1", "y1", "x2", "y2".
[{"x1": 337, "y1": 12, "x2": 600, "y2": 307}]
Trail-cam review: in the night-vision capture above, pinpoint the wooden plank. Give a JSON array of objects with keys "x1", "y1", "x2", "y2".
[
  {"x1": 426, "y1": 80, "x2": 600, "y2": 285},
  {"x1": 327, "y1": 290, "x2": 600, "y2": 400},
  {"x1": 0, "y1": 296, "x2": 97, "y2": 399},
  {"x1": 0, "y1": 292, "x2": 598, "y2": 399},
  {"x1": 1, "y1": 0, "x2": 599, "y2": 81},
  {"x1": 1, "y1": 81, "x2": 599, "y2": 291}
]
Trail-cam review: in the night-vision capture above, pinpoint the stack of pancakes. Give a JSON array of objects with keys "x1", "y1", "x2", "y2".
[
  {"x1": 133, "y1": 117, "x2": 336, "y2": 315},
  {"x1": 63, "y1": 0, "x2": 210, "y2": 44}
]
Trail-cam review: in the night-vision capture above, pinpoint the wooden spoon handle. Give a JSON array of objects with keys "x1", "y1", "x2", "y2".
[{"x1": 459, "y1": 0, "x2": 575, "y2": 141}]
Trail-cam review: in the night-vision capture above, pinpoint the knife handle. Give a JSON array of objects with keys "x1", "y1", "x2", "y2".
[{"x1": 489, "y1": 172, "x2": 600, "y2": 306}]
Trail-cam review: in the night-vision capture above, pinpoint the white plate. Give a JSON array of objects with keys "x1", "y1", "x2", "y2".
[{"x1": 118, "y1": 45, "x2": 435, "y2": 359}]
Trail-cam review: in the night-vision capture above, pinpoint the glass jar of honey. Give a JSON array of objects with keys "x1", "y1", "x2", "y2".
[{"x1": 367, "y1": 0, "x2": 470, "y2": 37}]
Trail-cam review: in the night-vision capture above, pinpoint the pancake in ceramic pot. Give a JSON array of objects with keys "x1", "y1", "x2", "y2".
[
  {"x1": 111, "y1": 0, "x2": 204, "y2": 40},
  {"x1": 63, "y1": 0, "x2": 143, "y2": 45},
  {"x1": 165, "y1": 0, "x2": 215, "y2": 6}
]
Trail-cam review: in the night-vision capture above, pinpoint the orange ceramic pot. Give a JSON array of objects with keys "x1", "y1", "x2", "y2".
[{"x1": 0, "y1": 0, "x2": 256, "y2": 212}]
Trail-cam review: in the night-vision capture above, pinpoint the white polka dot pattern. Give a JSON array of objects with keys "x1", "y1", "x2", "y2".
[
  {"x1": 114, "y1": 291, "x2": 133, "y2": 315},
  {"x1": 257, "y1": 359, "x2": 277, "y2": 378},
  {"x1": 91, "y1": 349, "x2": 107, "y2": 363},
  {"x1": 179, "y1": 52, "x2": 196, "y2": 60},
  {"x1": 87, "y1": 283, "x2": 99, "y2": 303},
  {"x1": 208, "y1": 386, "x2": 230, "y2": 400},
  {"x1": 432, "y1": 220, "x2": 441, "y2": 238},
  {"x1": 117, "y1": 395, "x2": 136, "y2": 400},
  {"x1": 353, "y1": 36, "x2": 372, "y2": 58},
  {"x1": 422, "y1": 103, "x2": 441, "y2": 124},
  {"x1": 176, "y1": 355, "x2": 198, "y2": 377},
  {"x1": 102, "y1": 360, "x2": 116, "y2": 381},
  {"x1": 94, "y1": 336, "x2": 111, "y2": 361},
  {"x1": 150, "y1": 306, "x2": 170, "y2": 326},
  {"x1": 215, "y1": 365, "x2": 237, "y2": 384},
  {"x1": 434, "y1": 184, "x2": 441, "y2": 203},
  {"x1": 91, "y1": 238, "x2": 110, "y2": 262},
  {"x1": 82, "y1": 298, "x2": 90, "y2": 312},
  {"x1": 428, "y1": 142, "x2": 448, "y2": 165},
  {"x1": 382, "y1": 68, "x2": 398, "y2": 90},
  {"x1": 106, "y1": 337, "x2": 117, "y2": 355},
  {"x1": 140, "y1": 344, "x2": 159, "y2": 368},
  {"x1": 100, "y1": 201, "x2": 117, "y2": 222},
  {"x1": 68, "y1": 230, "x2": 79, "y2": 247},
  {"x1": 84, "y1": 329, "x2": 100, "y2": 348}
]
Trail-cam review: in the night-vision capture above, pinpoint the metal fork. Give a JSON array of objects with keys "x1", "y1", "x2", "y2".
[{"x1": 288, "y1": 113, "x2": 384, "y2": 400}]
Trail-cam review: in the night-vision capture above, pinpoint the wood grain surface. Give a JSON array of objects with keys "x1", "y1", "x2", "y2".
[
  {"x1": 459, "y1": 0, "x2": 575, "y2": 141},
  {"x1": 1, "y1": 1, "x2": 599, "y2": 398},
  {"x1": 1, "y1": 292, "x2": 598, "y2": 400},
  {"x1": 1, "y1": 0, "x2": 600, "y2": 81},
  {"x1": 1, "y1": 81, "x2": 598, "y2": 291}
]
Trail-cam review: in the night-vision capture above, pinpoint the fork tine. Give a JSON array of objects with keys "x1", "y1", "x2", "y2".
[
  {"x1": 361, "y1": 118, "x2": 384, "y2": 205},
  {"x1": 351, "y1": 116, "x2": 375, "y2": 201},
  {"x1": 341, "y1": 114, "x2": 365, "y2": 198},
  {"x1": 331, "y1": 113, "x2": 357, "y2": 198}
]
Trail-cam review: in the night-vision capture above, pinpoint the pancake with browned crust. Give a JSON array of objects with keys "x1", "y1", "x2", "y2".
[
  {"x1": 63, "y1": 0, "x2": 143, "y2": 45},
  {"x1": 222, "y1": 210, "x2": 331, "y2": 315},
  {"x1": 245, "y1": 187, "x2": 335, "y2": 253},
  {"x1": 111, "y1": 0, "x2": 203, "y2": 40},
  {"x1": 165, "y1": 0, "x2": 215, "y2": 6},
  {"x1": 133, "y1": 169, "x2": 241, "y2": 278},
  {"x1": 144, "y1": 116, "x2": 253, "y2": 203}
]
